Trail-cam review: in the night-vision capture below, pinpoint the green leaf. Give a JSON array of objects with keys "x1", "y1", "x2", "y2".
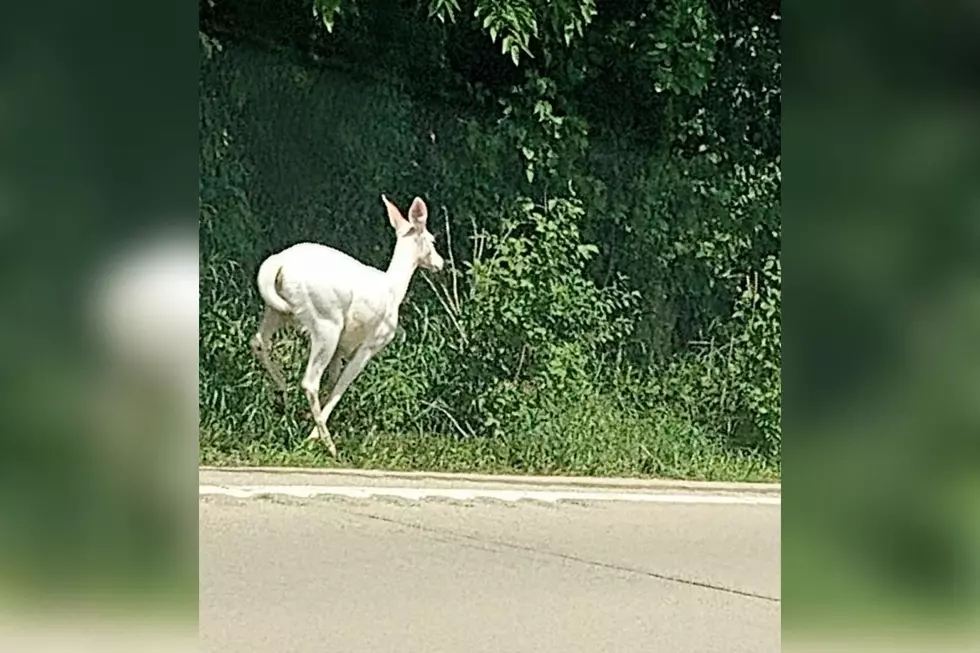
[{"x1": 313, "y1": 0, "x2": 343, "y2": 33}]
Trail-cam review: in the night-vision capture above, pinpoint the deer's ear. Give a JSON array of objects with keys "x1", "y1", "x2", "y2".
[
  {"x1": 407, "y1": 197, "x2": 428, "y2": 229},
  {"x1": 382, "y1": 194, "x2": 411, "y2": 232}
]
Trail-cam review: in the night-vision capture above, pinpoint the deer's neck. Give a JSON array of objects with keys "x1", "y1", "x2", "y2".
[{"x1": 385, "y1": 239, "x2": 418, "y2": 306}]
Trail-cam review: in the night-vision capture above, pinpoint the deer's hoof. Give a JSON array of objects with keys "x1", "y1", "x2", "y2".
[{"x1": 306, "y1": 427, "x2": 339, "y2": 457}]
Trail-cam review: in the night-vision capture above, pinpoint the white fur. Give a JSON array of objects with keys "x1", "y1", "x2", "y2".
[{"x1": 250, "y1": 195, "x2": 445, "y2": 456}]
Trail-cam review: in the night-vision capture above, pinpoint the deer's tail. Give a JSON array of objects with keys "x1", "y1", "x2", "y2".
[{"x1": 256, "y1": 255, "x2": 292, "y2": 314}]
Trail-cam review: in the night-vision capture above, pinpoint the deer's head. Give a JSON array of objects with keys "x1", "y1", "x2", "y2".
[{"x1": 382, "y1": 195, "x2": 445, "y2": 273}]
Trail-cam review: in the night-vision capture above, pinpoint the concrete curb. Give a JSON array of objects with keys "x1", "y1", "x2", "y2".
[{"x1": 199, "y1": 465, "x2": 781, "y2": 495}]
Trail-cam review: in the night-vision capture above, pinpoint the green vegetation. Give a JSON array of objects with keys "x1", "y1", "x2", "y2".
[{"x1": 199, "y1": 0, "x2": 781, "y2": 481}]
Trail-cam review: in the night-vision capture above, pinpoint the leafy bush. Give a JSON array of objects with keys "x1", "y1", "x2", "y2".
[
  {"x1": 651, "y1": 252, "x2": 781, "y2": 459},
  {"x1": 423, "y1": 193, "x2": 640, "y2": 437}
]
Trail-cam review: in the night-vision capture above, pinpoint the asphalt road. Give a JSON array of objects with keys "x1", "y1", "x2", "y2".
[{"x1": 200, "y1": 473, "x2": 780, "y2": 653}]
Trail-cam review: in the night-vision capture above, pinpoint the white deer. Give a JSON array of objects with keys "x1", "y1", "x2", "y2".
[{"x1": 250, "y1": 194, "x2": 445, "y2": 456}]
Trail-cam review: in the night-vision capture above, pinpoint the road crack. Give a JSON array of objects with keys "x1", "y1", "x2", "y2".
[{"x1": 343, "y1": 508, "x2": 780, "y2": 604}]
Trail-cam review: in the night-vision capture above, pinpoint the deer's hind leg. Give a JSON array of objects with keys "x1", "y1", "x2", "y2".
[{"x1": 251, "y1": 306, "x2": 290, "y2": 408}]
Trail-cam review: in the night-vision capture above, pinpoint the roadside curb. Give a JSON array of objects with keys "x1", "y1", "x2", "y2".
[{"x1": 199, "y1": 465, "x2": 781, "y2": 495}]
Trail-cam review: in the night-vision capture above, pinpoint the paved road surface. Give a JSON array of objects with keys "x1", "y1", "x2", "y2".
[{"x1": 200, "y1": 471, "x2": 780, "y2": 653}]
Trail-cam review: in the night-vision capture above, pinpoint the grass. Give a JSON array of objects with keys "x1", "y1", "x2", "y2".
[
  {"x1": 198, "y1": 252, "x2": 780, "y2": 485},
  {"x1": 199, "y1": 391, "x2": 780, "y2": 482}
]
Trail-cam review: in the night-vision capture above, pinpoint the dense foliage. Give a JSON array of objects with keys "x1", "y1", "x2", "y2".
[{"x1": 199, "y1": 0, "x2": 781, "y2": 479}]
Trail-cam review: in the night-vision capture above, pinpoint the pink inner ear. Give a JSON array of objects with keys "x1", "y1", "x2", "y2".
[{"x1": 408, "y1": 198, "x2": 427, "y2": 224}]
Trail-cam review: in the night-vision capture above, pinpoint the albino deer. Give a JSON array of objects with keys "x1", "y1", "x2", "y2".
[{"x1": 250, "y1": 194, "x2": 445, "y2": 456}]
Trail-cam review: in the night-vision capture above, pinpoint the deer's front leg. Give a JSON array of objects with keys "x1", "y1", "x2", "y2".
[
  {"x1": 301, "y1": 325, "x2": 341, "y2": 456},
  {"x1": 308, "y1": 354, "x2": 343, "y2": 429},
  {"x1": 320, "y1": 353, "x2": 344, "y2": 401},
  {"x1": 306, "y1": 345, "x2": 378, "y2": 444}
]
